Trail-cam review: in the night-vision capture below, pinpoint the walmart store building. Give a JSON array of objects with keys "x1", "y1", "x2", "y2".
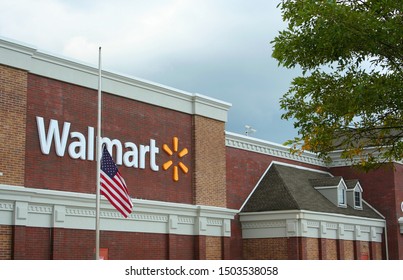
[{"x1": 1, "y1": 38, "x2": 402, "y2": 260}]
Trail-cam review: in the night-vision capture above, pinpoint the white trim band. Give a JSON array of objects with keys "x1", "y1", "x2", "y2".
[
  {"x1": 225, "y1": 132, "x2": 326, "y2": 167},
  {"x1": 0, "y1": 184, "x2": 237, "y2": 237},
  {"x1": 225, "y1": 132, "x2": 403, "y2": 168},
  {"x1": 240, "y1": 210, "x2": 385, "y2": 242}
]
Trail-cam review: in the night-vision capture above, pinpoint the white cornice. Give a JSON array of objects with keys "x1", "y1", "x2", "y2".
[
  {"x1": 239, "y1": 210, "x2": 385, "y2": 242},
  {"x1": 225, "y1": 132, "x2": 403, "y2": 168},
  {"x1": 327, "y1": 149, "x2": 403, "y2": 167},
  {"x1": 225, "y1": 132, "x2": 326, "y2": 167},
  {"x1": 0, "y1": 36, "x2": 231, "y2": 122},
  {"x1": 0, "y1": 184, "x2": 237, "y2": 237}
]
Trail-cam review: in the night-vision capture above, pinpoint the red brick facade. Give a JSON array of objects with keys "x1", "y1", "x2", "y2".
[
  {"x1": 10, "y1": 226, "x2": 196, "y2": 260},
  {"x1": 331, "y1": 163, "x2": 403, "y2": 260},
  {"x1": 226, "y1": 147, "x2": 332, "y2": 260},
  {"x1": 193, "y1": 116, "x2": 226, "y2": 207},
  {"x1": 1, "y1": 39, "x2": 401, "y2": 260},
  {"x1": 0, "y1": 65, "x2": 27, "y2": 187},
  {"x1": 226, "y1": 147, "x2": 328, "y2": 210},
  {"x1": 242, "y1": 237, "x2": 382, "y2": 260},
  {"x1": 25, "y1": 74, "x2": 193, "y2": 203},
  {"x1": 0, "y1": 225, "x2": 12, "y2": 260},
  {"x1": 0, "y1": 61, "x2": 232, "y2": 260}
]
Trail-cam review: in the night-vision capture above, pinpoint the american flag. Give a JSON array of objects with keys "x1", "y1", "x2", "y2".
[{"x1": 100, "y1": 146, "x2": 133, "y2": 218}]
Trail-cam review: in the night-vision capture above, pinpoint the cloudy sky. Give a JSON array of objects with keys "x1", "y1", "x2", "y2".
[{"x1": 0, "y1": 0, "x2": 302, "y2": 144}]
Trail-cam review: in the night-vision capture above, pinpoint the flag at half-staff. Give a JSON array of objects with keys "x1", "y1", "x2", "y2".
[{"x1": 100, "y1": 145, "x2": 133, "y2": 218}]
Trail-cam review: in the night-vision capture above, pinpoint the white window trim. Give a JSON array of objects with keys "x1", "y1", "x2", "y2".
[
  {"x1": 347, "y1": 182, "x2": 363, "y2": 210},
  {"x1": 353, "y1": 183, "x2": 363, "y2": 209},
  {"x1": 338, "y1": 181, "x2": 347, "y2": 208},
  {"x1": 354, "y1": 189, "x2": 363, "y2": 209}
]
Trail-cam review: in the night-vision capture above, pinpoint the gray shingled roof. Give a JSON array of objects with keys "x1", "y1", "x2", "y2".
[
  {"x1": 309, "y1": 177, "x2": 343, "y2": 187},
  {"x1": 345, "y1": 179, "x2": 359, "y2": 189},
  {"x1": 241, "y1": 163, "x2": 382, "y2": 219}
]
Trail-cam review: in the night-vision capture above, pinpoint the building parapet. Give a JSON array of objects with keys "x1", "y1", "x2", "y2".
[{"x1": 0, "y1": 36, "x2": 231, "y2": 122}]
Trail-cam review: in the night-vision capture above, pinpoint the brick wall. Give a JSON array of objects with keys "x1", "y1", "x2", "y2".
[
  {"x1": 306, "y1": 238, "x2": 319, "y2": 259},
  {"x1": 331, "y1": 164, "x2": 401, "y2": 259},
  {"x1": 10, "y1": 226, "x2": 196, "y2": 259},
  {"x1": 243, "y1": 238, "x2": 288, "y2": 260},
  {"x1": 355, "y1": 241, "x2": 370, "y2": 260},
  {"x1": 226, "y1": 148, "x2": 273, "y2": 211},
  {"x1": 226, "y1": 147, "x2": 329, "y2": 211},
  {"x1": 321, "y1": 239, "x2": 338, "y2": 260},
  {"x1": 206, "y1": 236, "x2": 222, "y2": 260},
  {"x1": 0, "y1": 225, "x2": 12, "y2": 260},
  {"x1": 25, "y1": 74, "x2": 193, "y2": 204},
  {"x1": 371, "y1": 242, "x2": 382, "y2": 260},
  {"x1": 168, "y1": 234, "x2": 195, "y2": 260},
  {"x1": 100, "y1": 231, "x2": 171, "y2": 260},
  {"x1": 229, "y1": 217, "x2": 243, "y2": 259},
  {"x1": 192, "y1": 116, "x2": 226, "y2": 207},
  {"x1": 343, "y1": 240, "x2": 355, "y2": 259},
  {"x1": 0, "y1": 65, "x2": 27, "y2": 186},
  {"x1": 5, "y1": 71, "x2": 234, "y2": 260},
  {"x1": 242, "y1": 236, "x2": 382, "y2": 260},
  {"x1": 12, "y1": 226, "x2": 51, "y2": 259},
  {"x1": 191, "y1": 116, "x2": 227, "y2": 259},
  {"x1": 226, "y1": 147, "x2": 328, "y2": 259}
]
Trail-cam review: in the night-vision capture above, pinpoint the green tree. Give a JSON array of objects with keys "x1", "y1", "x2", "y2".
[{"x1": 272, "y1": 0, "x2": 403, "y2": 169}]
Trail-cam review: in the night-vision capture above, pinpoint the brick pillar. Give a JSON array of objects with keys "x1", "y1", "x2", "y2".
[
  {"x1": 222, "y1": 237, "x2": 231, "y2": 260},
  {"x1": 337, "y1": 239, "x2": 345, "y2": 260},
  {"x1": 192, "y1": 116, "x2": 226, "y2": 207},
  {"x1": 0, "y1": 225, "x2": 12, "y2": 260},
  {"x1": 168, "y1": 234, "x2": 183, "y2": 260},
  {"x1": 354, "y1": 240, "x2": 363, "y2": 260},
  {"x1": 299, "y1": 237, "x2": 309, "y2": 260},
  {"x1": 195, "y1": 235, "x2": 206, "y2": 260},
  {"x1": 319, "y1": 238, "x2": 328, "y2": 260},
  {"x1": 288, "y1": 237, "x2": 304, "y2": 260},
  {"x1": 206, "y1": 236, "x2": 222, "y2": 260},
  {"x1": 192, "y1": 116, "x2": 227, "y2": 259},
  {"x1": 0, "y1": 65, "x2": 27, "y2": 186},
  {"x1": 319, "y1": 238, "x2": 340, "y2": 259},
  {"x1": 50, "y1": 228, "x2": 64, "y2": 260},
  {"x1": 12, "y1": 226, "x2": 26, "y2": 259},
  {"x1": 369, "y1": 242, "x2": 382, "y2": 260}
]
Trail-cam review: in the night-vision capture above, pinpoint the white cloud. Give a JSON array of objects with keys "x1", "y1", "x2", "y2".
[{"x1": 0, "y1": 0, "x2": 299, "y2": 143}]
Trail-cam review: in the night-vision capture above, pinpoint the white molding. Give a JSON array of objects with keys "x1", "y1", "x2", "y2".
[
  {"x1": 225, "y1": 132, "x2": 403, "y2": 168},
  {"x1": 239, "y1": 210, "x2": 385, "y2": 242},
  {"x1": 0, "y1": 36, "x2": 231, "y2": 122},
  {"x1": 399, "y1": 217, "x2": 403, "y2": 234},
  {"x1": 0, "y1": 184, "x2": 237, "y2": 237},
  {"x1": 225, "y1": 132, "x2": 326, "y2": 167}
]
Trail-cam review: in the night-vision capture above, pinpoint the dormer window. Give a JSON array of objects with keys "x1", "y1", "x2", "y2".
[
  {"x1": 354, "y1": 191, "x2": 361, "y2": 208},
  {"x1": 310, "y1": 177, "x2": 347, "y2": 208},
  {"x1": 338, "y1": 185, "x2": 346, "y2": 206},
  {"x1": 346, "y1": 180, "x2": 363, "y2": 210}
]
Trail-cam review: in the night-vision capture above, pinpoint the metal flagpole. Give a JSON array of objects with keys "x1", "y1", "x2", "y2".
[{"x1": 95, "y1": 46, "x2": 102, "y2": 260}]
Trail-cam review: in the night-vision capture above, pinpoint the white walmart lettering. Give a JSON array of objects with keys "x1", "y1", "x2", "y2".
[{"x1": 36, "y1": 116, "x2": 159, "y2": 171}]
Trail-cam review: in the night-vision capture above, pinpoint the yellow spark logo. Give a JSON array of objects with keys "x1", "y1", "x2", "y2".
[{"x1": 162, "y1": 137, "x2": 189, "y2": 182}]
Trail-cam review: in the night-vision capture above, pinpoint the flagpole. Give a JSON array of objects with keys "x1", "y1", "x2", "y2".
[{"x1": 95, "y1": 46, "x2": 102, "y2": 260}]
